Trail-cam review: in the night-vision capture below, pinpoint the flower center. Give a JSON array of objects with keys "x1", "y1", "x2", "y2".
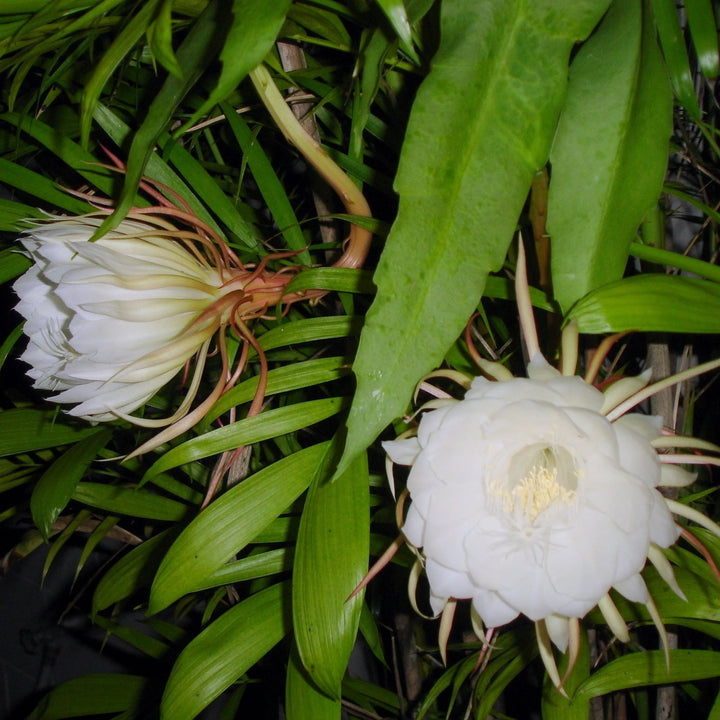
[{"x1": 491, "y1": 444, "x2": 578, "y2": 522}]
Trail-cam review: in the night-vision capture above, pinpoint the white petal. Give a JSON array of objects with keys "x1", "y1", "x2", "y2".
[
  {"x1": 382, "y1": 437, "x2": 421, "y2": 466},
  {"x1": 613, "y1": 573, "x2": 649, "y2": 604}
]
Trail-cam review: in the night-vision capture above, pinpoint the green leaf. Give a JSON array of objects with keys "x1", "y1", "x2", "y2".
[
  {"x1": 143, "y1": 396, "x2": 346, "y2": 480},
  {"x1": 284, "y1": 267, "x2": 375, "y2": 295},
  {"x1": 205, "y1": 355, "x2": 351, "y2": 425},
  {"x1": 547, "y1": 0, "x2": 673, "y2": 312},
  {"x1": 184, "y1": 0, "x2": 293, "y2": 128},
  {"x1": 79, "y1": 0, "x2": 164, "y2": 145},
  {"x1": 147, "y1": 0, "x2": 183, "y2": 79},
  {"x1": 293, "y1": 445, "x2": 369, "y2": 697},
  {"x1": 0, "y1": 157, "x2": 90, "y2": 215},
  {"x1": 149, "y1": 442, "x2": 328, "y2": 613},
  {"x1": 104, "y1": 0, "x2": 225, "y2": 235},
  {"x1": 1, "y1": 111, "x2": 119, "y2": 199},
  {"x1": 72, "y1": 482, "x2": 192, "y2": 521},
  {"x1": 0, "y1": 247, "x2": 31, "y2": 284},
  {"x1": 93, "y1": 528, "x2": 181, "y2": 614},
  {"x1": 257, "y1": 316, "x2": 362, "y2": 352},
  {"x1": 93, "y1": 103, "x2": 258, "y2": 247},
  {"x1": 160, "y1": 581, "x2": 291, "y2": 720},
  {"x1": 31, "y1": 428, "x2": 112, "y2": 541},
  {"x1": 27, "y1": 674, "x2": 148, "y2": 720},
  {"x1": 574, "y1": 650, "x2": 720, "y2": 700},
  {"x1": 286, "y1": 643, "x2": 341, "y2": 720},
  {"x1": 629, "y1": 241, "x2": 720, "y2": 282},
  {"x1": 221, "y1": 102, "x2": 308, "y2": 261},
  {"x1": 0, "y1": 408, "x2": 98, "y2": 457},
  {"x1": 339, "y1": 0, "x2": 612, "y2": 475},
  {"x1": 685, "y1": 0, "x2": 719, "y2": 79},
  {"x1": 567, "y1": 274, "x2": 720, "y2": 333},
  {"x1": 371, "y1": 0, "x2": 419, "y2": 64},
  {"x1": 650, "y1": 0, "x2": 702, "y2": 119}
]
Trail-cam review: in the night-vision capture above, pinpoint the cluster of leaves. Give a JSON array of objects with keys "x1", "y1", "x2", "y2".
[{"x1": 1, "y1": 0, "x2": 720, "y2": 719}]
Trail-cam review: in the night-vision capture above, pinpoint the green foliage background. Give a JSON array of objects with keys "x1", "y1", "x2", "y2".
[{"x1": 1, "y1": 0, "x2": 720, "y2": 718}]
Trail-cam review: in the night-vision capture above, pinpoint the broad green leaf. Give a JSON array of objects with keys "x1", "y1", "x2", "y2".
[
  {"x1": 548, "y1": 0, "x2": 673, "y2": 312},
  {"x1": 684, "y1": 0, "x2": 719, "y2": 79},
  {"x1": 31, "y1": 428, "x2": 112, "y2": 541},
  {"x1": 293, "y1": 445, "x2": 368, "y2": 697},
  {"x1": 93, "y1": 528, "x2": 181, "y2": 614},
  {"x1": 0, "y1": 408, "x2": 98, "y2": 456},
  {"x1": 161, "y1": 581, "x2": 291, "y2": 720},
  {"x1": 339, "y1": 0, "x2": 612, "y2": 475},
  {"x1": 185, "y1": 0, "x2": 293, "y2": 128},
  {"x1": 27, "y1": 674, "x2": 148, "y2": 720},
  {"x1": 567, "y1": 274, "x2": 720, "y2": 334},
  {"x1": 574, "y1": 650, "x2": 720, "y2": 700},
  {"x1": 72, "y1": 482, "x2": 191, "y2": 521},
  {"x1": 650, "y1": 0, "x2": 702, "y2": 119},
  {"x1": 143, "y1": 396, "x2": 346, "y2": 479},
  {"x1": 149, "y1": 443, "x2": 328, "y2": 613},
  {"x1": 286, "y1": 643, "x2": 341, "y2": 720}
]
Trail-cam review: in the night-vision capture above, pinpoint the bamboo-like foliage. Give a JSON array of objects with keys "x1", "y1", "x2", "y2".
[{"x1": 1, "y1": 1, "x2": 720, "y2": 718}]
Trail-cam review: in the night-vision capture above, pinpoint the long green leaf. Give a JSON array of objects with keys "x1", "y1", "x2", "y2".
[
  {"x1": 286, "y1": 643, "x2": 341, "y2": 720},
  {"x1": 650, "y1": 0, "x2": 702, "y2": 119},
  {"x1": 548, "y1": 0, "x2": 673, "y2": 312},
  {"x1": 184, "y1": 0, "x2": 293, "y2": 127},
  {"x1": 684, "y1": 0, "x2": 719, "y2": 79},
  {"x1": 31, "y1": 428, "x2": 112, "y2": 541},
  {"x1": 149, "y1": 442, "x2": 328, "y2": 613},
  {"x1": 72, "y1": 482, "x2": 191, "y2": 520},
  {"x1": 293, "y1": 444, "x2": 368, "y2": 698},
  {"x1": 339, "y1": 0, "x2": 612, "y2": 475},
  {"x1": 27, "y1": 674, "x2": 148, "y2": 720},
  {"x1": 574, "y1": 650, "x2": 720, "y2": 700},
  {"x1": 161, "y1": 581, "x2": 291, "y2": 720},
  {"x1": 143, "y1": 396, "x2": 346, "y2": 480},
  {"x1": 93, "y1": 103, "x2": 258, "y2": 246},
  {"x1": 0, "y1": 408, "x2": 98, "y2": 456},
  {"x1": 79, "y1": 0, "x2": 164, "y2": 145},
  {"x1": 221, "y1": 101, "x2": 308, "y2": 261},
  {"x1": 204, "y1": 355, "x2": 351, "y2": 425},
  {"x1": 567, "y1": 274, "x2": 720, "y2": 333},
  {"x1": 103, "y1": 0, "x2": 223, "y2": 235},
  {"x1": 93, "y1": 528, "x2": 181, "y2": 614}
]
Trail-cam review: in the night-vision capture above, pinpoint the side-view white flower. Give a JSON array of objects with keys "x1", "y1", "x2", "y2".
[
  {"x1": 14, "y1": 214, "x2": 232, "y2": 422},
  {"x1": 381, "y1": 240, "x2": 720, "y2": 689}
]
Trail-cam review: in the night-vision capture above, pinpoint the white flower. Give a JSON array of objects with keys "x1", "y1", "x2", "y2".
[
  {"x1": 14, "y1": 214, "x2": 234, "y2": 423},
  {"x1": 384, "y1": 356, "x2": 685, "y2": 647},
  {"x1": 380, "y1": 240, "x2": 720, "y2": 688}
]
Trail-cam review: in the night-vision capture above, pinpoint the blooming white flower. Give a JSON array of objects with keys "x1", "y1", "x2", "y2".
[
  {"x1": 384, "y1": 356, "x2": 686, "y2": 649},
  {"x1": 14, "y1": 214, "x2": 238, "y2": 423},
  {"x1": 380, "y1": 240, "x2": 720, "y2": 687}
]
